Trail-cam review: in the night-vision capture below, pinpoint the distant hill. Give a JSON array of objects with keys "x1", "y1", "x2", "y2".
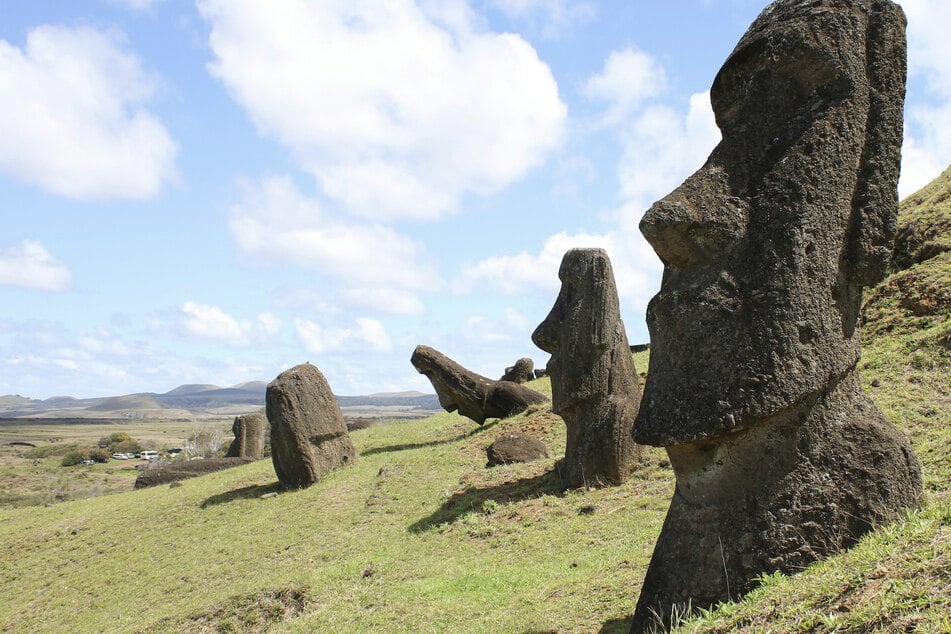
[{"x1": 1, "y1": 381, "x2": 440, "y2": 420}]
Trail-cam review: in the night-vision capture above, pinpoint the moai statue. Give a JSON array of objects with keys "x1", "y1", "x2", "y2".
[
  {"x1": 500, "y1": 357, "x2": 535, "y2": 384},
  {"x1": 411, "y1": 345, "x2": 548, "y2": 424},
  {"x1": 267, "y1": 363, "x2": 356, "y2": 488},
  {"x1": 629, "y1": 1, "x2": 922, "y2": 630},
  {"x1": 533, "y1": 248, "x2": 641, "y2": 487},
  {"x1": 224, "y1": 412, "x2": 266, "y2": 460}
]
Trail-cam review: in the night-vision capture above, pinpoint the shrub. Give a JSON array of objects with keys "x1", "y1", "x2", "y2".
[
  {"x1": 61, "y1": 450, "x2": 88, "y2": 467},
  {"x1": 89, "y1": 448, "x2": 110, "y2": 463}
]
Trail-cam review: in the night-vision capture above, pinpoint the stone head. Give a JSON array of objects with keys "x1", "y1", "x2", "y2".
[
  {"x1": 635, "y1": 0, "x2": 907, "y2": 445},
  {"x1": 533, "y1": 248, "x2": 626, "y2": 414}
]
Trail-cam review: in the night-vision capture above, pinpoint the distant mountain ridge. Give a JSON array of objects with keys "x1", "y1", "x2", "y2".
[{"x1": 0, "y1": 381, "x2": 440, "y2": 419}]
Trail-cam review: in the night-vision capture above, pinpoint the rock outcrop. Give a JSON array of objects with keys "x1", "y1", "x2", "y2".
[
  {"x1": 266, "y1": 363, "x2": 356, "y2": 489},
  {"x1": 134, "y1": 457, "x2": 254, "y2": 489},
  {"x1": 533, "y1": 248, "x2": 641, "y2": 487},
  {"x1": 224, "y1": 412, "x2": 266, "y2": 460},
  {"x1": 630, "y1": 1, "x2": 922, "y2": 630},
  {"x1": 411, "y1": 345, "x2": 548, "y2": 424},
  {"x1": 499, "y1": 358, "x2": 535, "y2": 384}
]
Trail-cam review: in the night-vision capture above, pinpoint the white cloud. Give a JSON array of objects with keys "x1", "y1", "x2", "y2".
[
  {"x1": 229, "y1": 175, "x2": 439, "y2": 293},
  {"x1": 0, "y1": 241, "x2": 72, "y2": 291},
  {"x1": 198, "y1": 0, "x2": 566, "y2": 220},
  {"x1": 295, "y1": 317, "x2": 392, "y2": 354},
  {"x1": 490, "y1": 0, "x2": 595, "y2": 38},
  {"x1": 178, "y1": 302, "x2": 281, "y2": 346},
  {"x1": 898, "y1": 0, "x2": 951, "y2": 196},
  {"x1": 0, "y1": 25, "x2": 177, "y2": 200},
  {"x1": 584, "y1": 48, "x2": 667, "y2": 126},
  {"x1": 105, "y1": 0, "x2": 165, "y2": 11}
]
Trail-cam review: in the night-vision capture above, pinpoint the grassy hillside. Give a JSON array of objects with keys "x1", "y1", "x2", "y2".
[{"x1": 1, "y1": 169, "x2": 949, "y2": 632}]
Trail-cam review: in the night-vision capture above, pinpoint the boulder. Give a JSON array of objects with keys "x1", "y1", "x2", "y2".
[
  {"x1": 533, "y1": 248, "x2": 641, "y2": 487},
  {"x1": 224, "y1": 412, "x2": 266, "y2": 460},
  {"x1": 499, "y1": 358, "x2": 534, "y2": 384},
  {"x1": 486, "y1": 433, "x2": 549, "y2": 466},
  {"x1": 411, "y1": 345, "x2": 548, "y2": 424},
  {"x1": 266, "y1": 363, "x2": 356, "y2": 489},
  {"x1": 630, "y1": 1, "x2": 922, "y2": 630}
]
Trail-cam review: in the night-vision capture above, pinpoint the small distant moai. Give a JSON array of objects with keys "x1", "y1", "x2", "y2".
[
  {"x1": 500, "y1": 358, "x2": 535, "y2": 384},
  {"x1": 533, "y1": 248, "x2": 641, "y2": 487},
  {"x1": 224, "y1": 412, "x2": 266, "y2": 460},
  {"x1": 266, "y1": 363, "x2": 356, "y2": 488},
  {"x1": 629, "y1": 1, "x2": 922, "y2": 630},
  {"x1": 411, "y1": 345, "x2": 548, "y2": 424}
]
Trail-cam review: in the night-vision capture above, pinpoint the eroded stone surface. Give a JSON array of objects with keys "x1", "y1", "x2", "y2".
[
  {"x1": 411, "y1": 345, "x2": 548, "y2": 424},
  {"x1": 630, "y1": 1, "x2": 922, "y2": 630},
  {"x1": 266, "y1": 363, "x2": 356, "y2": 489},
  {"x1": 486, "y1": 433, "x2": 549, "y2": 466},
  {"x1": 225, "y1": 412, "x2": 266, "y2": 460},
  {"x1": 500, "y1": 358, "x2": 535, "y2": 384},
  {"x1": 533, "y1": 248, "x2": 641, "y2": 487}
]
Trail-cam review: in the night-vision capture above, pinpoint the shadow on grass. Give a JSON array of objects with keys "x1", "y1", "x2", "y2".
[
  {"x1": 200, "y1": 482, "x2": 284, "y2": 508},
  {"x1": 361, "y1": 419, "x2": 498, "y2": 457},
  {"x1": 598, "y1": 617, "x2": 633, "y2": 633},
  {"x1": 409, "y1": 468, "x2": 567, "y2": 532}
]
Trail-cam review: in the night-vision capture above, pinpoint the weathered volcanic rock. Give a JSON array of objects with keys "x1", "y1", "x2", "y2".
[
  {"x1": 134, "y1": 457, "x2": 254, "y2": 489},
  {"x1": 533, "y1": 248, "x2": 641, "y2": 487},
  {"x1": 486, "y1": 433, "x2": 549, "y2": 466},
  {"x1": 266, "y1": 363, "x2": 356, "y2": 489},
  {"x1": 411, "y1": 345, "x2": 548, "y2": 424},
  {"x1": 630, "y1": 1, "x2": 922, "y2": 630},
  {"x1": 500, "y1": 358, "x2": 535, "y2": 384},
  {"x1": 224, "y1": 412, "x2": 266, "y2": 460}
]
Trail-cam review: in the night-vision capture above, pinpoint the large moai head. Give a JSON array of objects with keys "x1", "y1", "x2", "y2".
[{"x1": 634, "y1": 0, "x2": 907, "y2": 446}]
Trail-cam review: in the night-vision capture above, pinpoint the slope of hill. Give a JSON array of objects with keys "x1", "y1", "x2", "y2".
[{"x1": 0, "y1": 172, "x2": 947, "y2": 632}]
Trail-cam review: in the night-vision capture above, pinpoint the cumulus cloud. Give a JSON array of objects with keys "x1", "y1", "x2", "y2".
[
  {"x1": 584, "y1": 47, "x2": 667, "y2": 126},
  {"x1": 179, "y1": 302, "x2": 281, "y2": 346},
  {"x1": 229, "y1": 176, "x2": 438, "y2": 294},
  {"x1": 295, "y1": 317, "x2": 392, "y2": 354},
  {"x1": 198, "y1": 0, "x2": 566, "y2": 220},
  {"x1": 0, "y1": 25, "x2": 177, "y2": 200},
  {"x1": 0, "y1": 241, "x2": 72, "y2": 291}
]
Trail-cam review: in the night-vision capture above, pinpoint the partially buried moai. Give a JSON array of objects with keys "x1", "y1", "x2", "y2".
[
  {"x1": 533, "y1": 248, "x2": 641, "y2": 487},
  {"x1": 224, "y1": 412, "x2": 266, "y2": 460},
  {"x1": 266, "y1": 363, "x2": 356, "y2": 489},
  {"x1": 630, "y1": 1, "x2": 922, "y2": 631}
]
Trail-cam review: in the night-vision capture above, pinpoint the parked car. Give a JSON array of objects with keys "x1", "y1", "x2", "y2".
[
  {"x1": 139, "y1": 450, "x2": 159, "y2": 460},
  {"x1": 80, "y1": 459, "x2": 95, "y2": 466},
  {"x1": 112, "y1": 453, "x2": 129, "y2": 460}
]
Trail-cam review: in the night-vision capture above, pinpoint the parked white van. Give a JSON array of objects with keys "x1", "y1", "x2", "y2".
[{"x1": 139, "y1": 451, "x2": 159, "y2": 460}]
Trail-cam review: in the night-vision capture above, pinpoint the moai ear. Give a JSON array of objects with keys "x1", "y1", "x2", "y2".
[{"x1": 846, "y1": 1, "x2": 906, "y2": 287}]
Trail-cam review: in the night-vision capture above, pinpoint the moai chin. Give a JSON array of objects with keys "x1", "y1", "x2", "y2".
[
  {"x1": 533, "y1": 248, "x2": 641, "y2": 487},
  {"x1": 629, "y1": 1, "x2": 922, "y2": 630}
]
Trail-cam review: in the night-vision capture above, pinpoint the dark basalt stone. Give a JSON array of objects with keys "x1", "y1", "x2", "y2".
[
  {"x1": 533, "y1": 248, "x2": 641, "y2": 488},
  {"x1": 630, "y1": 1, "x2": 922, "y2": 630},
  {"x1": 224, "y1": 412, "x2": 266, "y2": 460},
  {"x1": 266, "y1": 363, "x2": 356, "y2": 489},
  {"x1": 411, "y1": 345, "x2": 548, "y2": 424},
  {"x1": 486, "y1": 433, "x2": 549, "y2": 466},
  {"x1": 500, "y1": 357, "x2": 535, "y2": 384}
]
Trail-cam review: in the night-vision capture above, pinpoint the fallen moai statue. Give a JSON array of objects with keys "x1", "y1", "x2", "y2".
[
  {"x1": 533, "y1": 248, "x2": 641, "y2": 487},
  {"x1": 499, "y1": 357, "x2": 535, "y2": 384},
  {"x1": 411, "y1": 345, "x2": 548, "y2": 424},
  {"x1": 486, "y1": 433, "x2": 549, "y2": 467},
  {"x1": 267, "y1": 363, "x2": 357, "y2": 489},
  {"x1": 224, "y1": 412, "x2": 266, "y2": 460},
  {"x1": 630, "y1": 1, "x2": 922, "y2": 630}
]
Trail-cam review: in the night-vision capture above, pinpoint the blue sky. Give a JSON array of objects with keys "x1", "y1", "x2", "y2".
[{"x1": 1, "y1": 0, "x2": 949, "y2": 399}]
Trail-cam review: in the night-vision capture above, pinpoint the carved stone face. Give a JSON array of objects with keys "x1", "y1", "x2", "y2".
[
  {"x1": 533, "y1": 248, "x2": 619, "y2": 415},
  {"x1": 634, "y1": 1, "x2": 905, "y2": 445}
]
